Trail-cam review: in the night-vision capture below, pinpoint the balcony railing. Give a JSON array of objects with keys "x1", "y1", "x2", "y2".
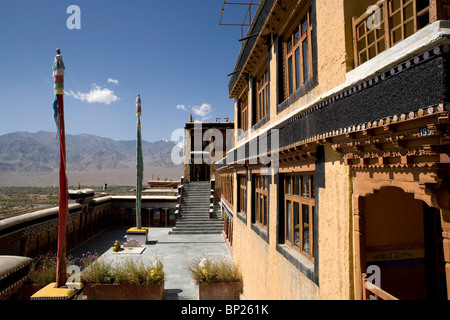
[
  {"x1": 362, "y1": 273, "x2": 399, "y2": 300},
  {"x1": 353, "y1": 0, "x2": 450, "y2": 67}
]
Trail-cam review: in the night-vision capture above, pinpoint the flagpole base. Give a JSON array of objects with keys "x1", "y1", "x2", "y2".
[
  {"x1": 126, "y1": 227, "x2": 149, "y2": 246},
  {"x1": 30, "y1": 282, "x2": 82, "y2": 300}
]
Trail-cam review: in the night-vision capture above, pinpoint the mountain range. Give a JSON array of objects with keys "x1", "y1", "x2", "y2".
[{"x1": 0, "y1": 131, "x2": 184, "y2": 186}]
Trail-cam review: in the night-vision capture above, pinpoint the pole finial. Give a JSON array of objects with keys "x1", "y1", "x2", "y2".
[
  {"x1": 56, "y1": 48, "x2": 61, "y2": 55},
  {"x1": 136, "y1": 94, "x2": 142, "y2": 116}
]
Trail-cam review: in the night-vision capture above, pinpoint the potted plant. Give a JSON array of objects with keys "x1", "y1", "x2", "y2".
[
  {"x1": 188, "y1": 255, "x2": 242, "y2": 300},
  {"x1": 81, "y1": 256, "x2": 165, "y2": 300}
]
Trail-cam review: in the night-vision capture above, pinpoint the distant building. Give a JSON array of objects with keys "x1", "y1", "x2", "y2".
[
  {"x1": 217, "y1": 0, "x2": 450, "y2": 300},
  {"x1": 183, "y1": 115, "x2": 234, "y2": 184}
]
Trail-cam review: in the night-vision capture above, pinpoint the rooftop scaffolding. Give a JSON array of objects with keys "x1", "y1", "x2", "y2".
[{"x1": 219, "y1": 0, "x2": 260, "y2": 39}]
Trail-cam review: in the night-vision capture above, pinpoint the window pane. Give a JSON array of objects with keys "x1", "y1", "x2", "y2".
[
  {"x1": 293, "y1": 176, "x2": 300, "y2": 195},
  {"x1": 302, "y1": 38, "x2": 309, "y2": 82},
  {"x1": 288, "y1": 56, "x2": 293, "y2": 95},
  {"x1": 259, "y1": 93, "x2": 262, "y2": 119},
  {"x1": 417, "y1": 0, "x2": 430, "y2": 12},
  {"x1": 261, "y1": 194, "x2": 264, "y2": 224},
  {"x1": 294, "y1": 202, "x2": 300, "y2": 247},
  {"x1": 256, "y1": 192, "x2": 260, "y2": 222},
  {"x1": 311, "y1": 176, "x2": 315, "y2": 198},
  {"x1": 302, "y1": 204, "x2": 310, "y2": 254},
  {"x1": 295, "y1": 48, "x2": 301, "y2": 89},
  {"x1": 294, "y1": 29, "x2": 300, "y2": 44},
  {"x1": 286, "y1": 200, "x2": 292, "y2": 241},
  {"x1": 301, "y1": 176, "x2": 310, "y2": 197},
  {"x1": 244, "y1": 191, "x2": 247, "y2": 212},
  {"x1": 264, "y1": 195, "x2": 268, "y2": 226},
  {"x1": 286, "y1": 177, "x2": 291, "y2": 194},
  {"x1": 405, "y1": 20, "x2": 414, "y2": 39},
  {"x1": 418, "y1": 12, "x2": 430, "y2": 29},
  {"x1": 301, "y1": 17, "x2": 308, "y2": 35},
  {"x1": 261, "y1": 91, "x2": 265, "y2": 119},
  {"x1": 287, "y1": 38, "x2": 292, "y2": 52}
]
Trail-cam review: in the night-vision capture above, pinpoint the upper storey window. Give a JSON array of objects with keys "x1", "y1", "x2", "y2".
[
  {"x1": 353, "y1": 0, "x2": 450, "y2": 67},
  {"x1": 284, "y1": 7, "x2": 313, "y2": 99},
  {"x1": 239, "y1": 90, "x2": 249, "y2": 132},
  {"x1": 256, "y1": 69, "x2": 269, "y2": 123}
]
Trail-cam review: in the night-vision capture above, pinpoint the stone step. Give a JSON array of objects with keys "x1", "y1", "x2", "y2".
[
  {"x1": 176, "y1": 219, "x2": 223, "y2": 224},
  {"x1": 172, "y1": 224, "x2": 223, "y2": 229},
  {"x1": 177, "y1": 218, "x2": 219, "y2": 223},
  {"x1": 181, "y1": 202, "x2": 210, "y2": 205},
  {"x1": 168, "y1": 230, "x2": 222, "y2": 235},
  {"x1": 171, "y1": 181, "x2": 221, "y2": 235}
]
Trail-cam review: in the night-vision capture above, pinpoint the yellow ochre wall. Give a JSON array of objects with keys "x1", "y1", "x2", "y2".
[
  {"x1": 232, "y1": 177, "x2": 320, "y2": 299},
  {"x1": 318, "y1": 145, "x2": 353, "y2": 300},
  {"x1": 229, "y1": 0, "x2": 364, "y2": 300}
]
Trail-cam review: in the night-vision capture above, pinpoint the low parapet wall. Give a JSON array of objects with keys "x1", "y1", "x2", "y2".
[{"x1": 0, "y1": 194, "x2": 177, "y2": 257}]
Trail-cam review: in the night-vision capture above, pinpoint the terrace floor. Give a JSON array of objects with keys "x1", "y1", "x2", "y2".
[{"x1": 68, "y1": 227, "x2": 232, "y2": 300}]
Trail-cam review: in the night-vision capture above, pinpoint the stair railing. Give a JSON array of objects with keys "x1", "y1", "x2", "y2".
[
  {"x1": 209, "y1": 178, "x2": 215, "y2": 219},
  {"x1": 176, "y1": 176, "x2": 184, "y2": 220}
]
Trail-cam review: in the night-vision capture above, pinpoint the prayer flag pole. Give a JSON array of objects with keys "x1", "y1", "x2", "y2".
[
  {"x1": 53, "y1": 48, "x2": 68, "y2": 288},
  {"x1": 136, "y1": 94, "x2": 143, "y2": 229},
  {"x1": 125, "y1": 94, "x2": 147, "y2": 246}
]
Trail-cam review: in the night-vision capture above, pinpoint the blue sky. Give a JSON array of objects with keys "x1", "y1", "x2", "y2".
[{"x1": 0, "y1": 0, "x2": 252, "y2": 142}]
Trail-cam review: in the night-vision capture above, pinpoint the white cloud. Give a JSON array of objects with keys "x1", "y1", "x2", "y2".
[
  {"x1": 176, "y1": 103, "x2": 213, "y2": 120},
  {"x1": 66, "y1": 84, "x2": 118, "y2": 105},
  {"x1": 107, "y1": 78, "x2": 119, "y2": 85},
  {"x1": 192, "y1": 103, "x2": 212, "y2": 120}
]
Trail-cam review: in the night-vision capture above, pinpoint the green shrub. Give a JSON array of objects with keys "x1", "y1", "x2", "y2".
[
  {"x1": 28, "y1": 251, "x2": 99, "y2": 287},
  {"x1": 188, "y1": 255, "x2": 242, "y2": 285},
  {"x1": 81, "y1": 256, "x2": 165, "y2": 285}
]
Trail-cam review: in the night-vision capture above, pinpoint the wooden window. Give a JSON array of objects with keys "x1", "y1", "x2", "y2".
[
  {"x1": 389, "y1": 0, "x2": 430, "y2": 45},
  {"x1": 254, "y1": 175, "x2": 268, "y2": 229},
  {"x1": 354, "y1": 5, "x2": 387, "y2": 65},
  {"x1": 240, "y1": 91, "x2": 248, "y2": 132},
  {"x1": 284, "y1": 174, "x2": 315, "y2": 259},
  {"x1": 256, "y1": 69, "x2": 269, "y2": 123},
  {"x1": 238, "y1": 175, "x2": 247, "y2": 216},
  {"x1": 353, "y1": 0, "x2": 449, "y2": 67},
  {"x1": 221, "y1": 174, "x2": 234, "y2": 206},
  {"x1": 284, "y1": 7, "x2": 313, "y2": 99}
]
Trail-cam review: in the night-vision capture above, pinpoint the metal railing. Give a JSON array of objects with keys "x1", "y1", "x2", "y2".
[
  {"x1": 353, "y1": 0, "x2": 450, "y2": 67},
  {"x1": 175, "y1": 176, "x2": 184, "y2": 219},
  {"x1": 210, "y1": 178, "x2": 215, "y2": 219}
]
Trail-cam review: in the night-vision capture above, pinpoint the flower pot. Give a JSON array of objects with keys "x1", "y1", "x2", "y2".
[
  {"x1": 83, "y1": 283, "x2": 164, "y2": 300},
  {"x1": 198, "y1": 282, "x2": 242, "y2": 300}
]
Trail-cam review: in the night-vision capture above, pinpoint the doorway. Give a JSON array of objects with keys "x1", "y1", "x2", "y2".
[
  {"x1": 191, "y1": 163, "x2": 210, "y2": 181},
  {"x1": 361, "y1": 186, "x2": 447, "y2": 299}
]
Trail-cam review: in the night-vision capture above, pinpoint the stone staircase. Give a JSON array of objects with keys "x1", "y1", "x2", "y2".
[{"x1": 169, "y1": 181, "x2": 223, "y2": 235}]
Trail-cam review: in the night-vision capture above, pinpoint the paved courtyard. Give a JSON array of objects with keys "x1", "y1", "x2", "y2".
[{"x1": 69, "y1": 227, "x2": 232, "y2": 300}]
